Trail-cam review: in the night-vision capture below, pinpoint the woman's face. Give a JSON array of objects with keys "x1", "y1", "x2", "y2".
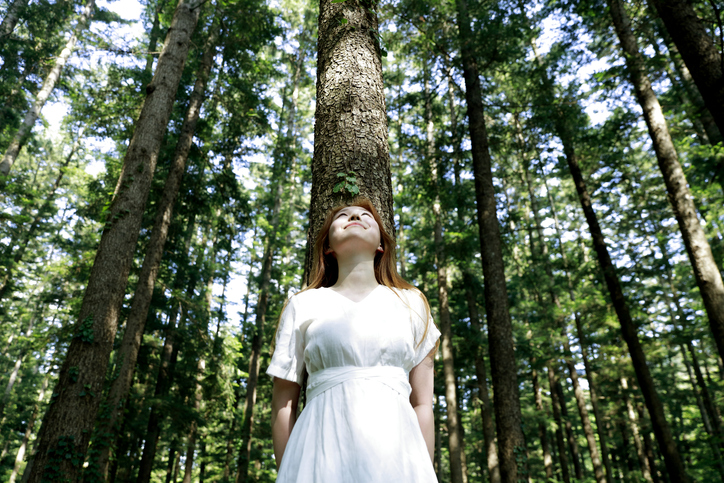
[{"x1": 327, "y1": 205, "x2": 381, "y2": 258}]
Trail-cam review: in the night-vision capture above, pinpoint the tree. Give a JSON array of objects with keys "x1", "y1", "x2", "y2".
[{"x1": 22, "y1": 0, "x2": 201, "y2": 478}]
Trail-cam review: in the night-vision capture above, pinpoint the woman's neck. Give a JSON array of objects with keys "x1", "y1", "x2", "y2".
[{"x1": 333, "y1": 258, "x2": 378, "y2": 292}]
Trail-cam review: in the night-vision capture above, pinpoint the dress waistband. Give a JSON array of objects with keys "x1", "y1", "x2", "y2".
[{"x1": 306, "y1": 366, "x2": 411, "y2": 402}]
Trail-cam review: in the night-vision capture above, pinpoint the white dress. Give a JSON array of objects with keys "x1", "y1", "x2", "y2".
[{"x1": 266, "y1": 285, "x2": 441, "y2": 482}]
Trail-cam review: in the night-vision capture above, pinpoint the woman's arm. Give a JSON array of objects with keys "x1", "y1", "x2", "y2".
[
  {"x1": 409, "y1": 348, "x2": 436, "y2": 462},
  {"x1": 271, "y1": 377, "x2": 301, "y2": 468}
]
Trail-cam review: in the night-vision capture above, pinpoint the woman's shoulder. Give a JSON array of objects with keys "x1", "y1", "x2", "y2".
[{"x1": 286, "y1": 287, "x2": 329, "y2": 304}]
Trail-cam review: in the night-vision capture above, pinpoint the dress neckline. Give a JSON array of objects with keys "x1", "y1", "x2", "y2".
[{"x1": 324, "y1": 284, "x2": 383, "y2": 304}]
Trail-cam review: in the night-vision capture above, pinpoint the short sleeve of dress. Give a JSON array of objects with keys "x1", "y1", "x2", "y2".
[
  {"x1": 409, "y1": 291, "x2": 441, "y2": 368},
  {"x1": 266, "y1": 295, "x2": 305, "y2": 386}
]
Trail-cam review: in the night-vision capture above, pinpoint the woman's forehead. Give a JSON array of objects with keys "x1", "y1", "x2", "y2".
[{"x1": 337, "y1": 205, "x2": 372, "y2": 214}]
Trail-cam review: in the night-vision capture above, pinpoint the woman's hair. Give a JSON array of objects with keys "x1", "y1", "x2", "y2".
[{"x1": 304, "y1": 197, "x2": 435, "y2": 348}]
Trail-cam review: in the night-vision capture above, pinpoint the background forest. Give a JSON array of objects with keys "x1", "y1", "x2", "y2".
[{"x1": 1, "y1": 0, "x2": 723, "y2": 481}]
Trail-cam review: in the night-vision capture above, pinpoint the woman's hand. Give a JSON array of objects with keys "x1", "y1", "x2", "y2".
[
  {"x1": 271, "y1": 377, "x2": 301, "y2": 468},
  {"x1": 409, "y1": 348, "x2": 436, "y2": 462}
]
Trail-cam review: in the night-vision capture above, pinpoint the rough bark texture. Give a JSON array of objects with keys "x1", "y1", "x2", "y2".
[
  {"x1": 0, "y1": 0, "x2": 95, "y2": 177},
  {"x1": 609, "y1": 0, "x2": 724, "y2": 374},
  {"x1": 455, "y1": 0, "x2": 527, "y2": 480},
  {"x1": 649, "y1": 0, "x2": 724, "y2": 137},
  {"x1": 93, "y1": 12, "x2": 218, "y2": 477},
  {"x1": 23, "y1": 0, "x2": 199, "y2": 480},
  {"x1": 464, "y1": 276, "x2": 501, "y2": 483},
  {"x1": 307, "y1": 0, "x2": 393, "y2": 271}
]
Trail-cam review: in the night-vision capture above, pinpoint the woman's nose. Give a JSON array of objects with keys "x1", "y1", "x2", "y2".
[{"x1": 349, "y1": 212, "x2": 361, "y2": 221}]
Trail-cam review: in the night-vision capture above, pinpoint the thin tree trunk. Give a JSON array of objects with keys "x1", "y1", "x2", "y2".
[
  {"x1": 0, "y1": 115, "x2": 83, "y2": 301},
  {"x1": 0, "y1": 0, "x2": 94, "y2": 177},
  {"x1": 23, "y1": 0, "x2": 200, "y2": 479},
  {"x1": 307, "y1": 0, "x2": 394, "y2": 265},
  {"x1": 548, "y1": 365, "x2": 571, "y2": 483},
  {"x1": 532, "y1": 367, "x2": 553, "y2": 481},
  {"x1": 649, "y1": 0, "x2": 724, "y2": 137},
  {"x1": 556, "y1": 380, "x2": 583, "y2": 480},
  {"x1": 0, "y1": 0, "x2": 29, "y2": 41},
  {"x1": 8, "y1": 377, "x2": 48, "y2": 483},
  {"x1": 425, "y1": 54, "x2": 466, "y2": 483},
  {"x1": 620, "y1": 377, "x2": 654, "y2": 483},
  {"x1": 94, "y1": 11, "x2": 219, "y2": 477},
  {"x1": 181, "y1": 358, "x2": 205, "y2": 483},
  {"x1": 636, "y1": 404, "x2": 663, "y2": 483},
  {"x1": 235, "y1": 42, "x2": 302, "y2": 483},
  {"x1": 608, "y1": 0, "x2": 724, "y2": 368},
  {"x1": 463, "y1": 275, "x2": 501, "y2": 483},
  {"x1": 455, "y1": 0, "x2": 527, "y2": 480}
]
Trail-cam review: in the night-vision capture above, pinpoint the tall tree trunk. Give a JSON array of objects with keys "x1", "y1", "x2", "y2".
[
  {"x1": 649, "y1": 0, "x2": 724, "y2": 138},
  {"x1": 234, "y1": 41, "x2": 302, "y2": 483},
  {"x1": 0, "y1": 0, "x2": 94, "y2": 177},
  {"x1": 516, "y1": 119, "x2": 606, "y2": 483},
  {"x1": 548, "y1": 365, "x2": 571, "y2": 483},
  {"x1": 608, "y1": 0, "x2": 724, "y2": 367},
  {"x1": 93, "y1": 11, "x2": 219, "y2": 477},
  {"x1": 531, "y1": 367, "x2": 553, "y2": 481},
  {"x1": 424, "y1": 55, "x2": 467, "y2": 483},
  {"x1": 547, "y1": 80, "x2": 690, "y2": 483},
  {"x1": 636, "y1": 404, "x2": 664, "y2": 483},
  {"x1": 620, "y1": 377, "x2": 654, "y2": 483},
  {"x1": 455, "y1": 0, "x2": 527, "y2": 480},
  {"x1": 556, "y1": 379, "x2": 583, "y2": 480},
  {"x1": 23, "y1": 0, "x2": 200, "y2": 479},
  {"x1": 181, "y1": 358, "x2": 205, "y2": 483},
  {"x1": 464, "y1": 275, "x2": 501, "y2": 483},
  {"x1": 307, "y1": 0, "x2": 394, "y2": 269}
]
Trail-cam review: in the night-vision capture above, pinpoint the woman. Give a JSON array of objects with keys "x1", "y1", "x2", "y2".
[{"x1": 267, "y1": 198, "x2": 440, "y2": 482}]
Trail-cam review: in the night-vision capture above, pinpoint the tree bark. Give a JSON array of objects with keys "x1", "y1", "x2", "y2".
[
  {"x1": 23, "y1": 0, "x2": 200, "y2": 479},
  {"x1": 531, "y1": 367, "x2": 553, "y2": 481},
  {"x1": 455, "y1": 0, "x2": 527, "y2": 480},
  {"x1": 93, "y1": 10, "x2": 219, "y2": 477},
  {"x1": 0, "y1": 0, "x2": 94, "y2": 177},
  {"x1": 463, "y1": 275, "x2": 501, "y2": 483},
  {"x1": 649, "y1": 0, "x2": 724, "y2": 138},
  {"x1": 306, "y1": 0, "x2": 393, "y2": 272},
  {"x1": 555, "y1": 379, "x2": 583, "y2": 480},
  {"x1": 608, "y1": 0, "x2": 724, "y2": 371}
]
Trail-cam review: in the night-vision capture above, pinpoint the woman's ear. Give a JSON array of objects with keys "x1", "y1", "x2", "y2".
[
  {"x1": 324, "y1": 247, "x2": 334, "y2": 255},
  {"x1": 377, "y1": 245, "x2": 384, "y2": 253}
]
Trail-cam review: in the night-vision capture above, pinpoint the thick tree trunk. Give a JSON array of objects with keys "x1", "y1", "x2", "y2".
[
  {"x1": 649, "y1": 0, "x2": 724, "y2": 137},
  {"x1": 425, "y1": 59, "x2": 467, "y2": 483},
  {"x1": 455, "y1": 0, "x2": 527, "y2": 480},
  {"x1": 620, "y1": 377, "x2": 654, "y2": 483},
  {"x1": 548, "y1": 366, "x2": 571, "y2": 483},
  {"x1": 93, "y1": 12, "x2": 219, "y2": 477},
  {"x1": 0, "y1": 0, "x2": 94, "y2": 177},
  {"x1": 608, "y1": 0, "x2": 724, "y2": 370},
  {"x1": 23, "y1": 0, "x2": 200, "y2": 479},
  {"x1": 307, "y1": 0, "x2": 393, "y2": 271},
  {"x1": 463, "y1": 276, "x2": 501, "y2": 483}
]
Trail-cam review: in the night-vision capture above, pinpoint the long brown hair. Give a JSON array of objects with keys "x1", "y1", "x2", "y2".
[{"x1": 305, "y1": 197, "x2": 435, "y2": 348}]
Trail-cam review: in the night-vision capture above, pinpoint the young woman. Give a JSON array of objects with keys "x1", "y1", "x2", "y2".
[{"x1": 267, "y1": 198, "x2": 440, "y2": 482}]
